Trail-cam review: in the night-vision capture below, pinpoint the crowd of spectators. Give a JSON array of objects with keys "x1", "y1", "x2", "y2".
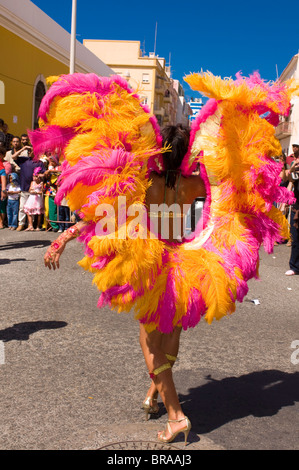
[
  {"x1": 0, "y1": 118, "x2": 72, "y2": 233},
  {"x1": 279, "y1": 143, "x2": 299, "y2": 276}
]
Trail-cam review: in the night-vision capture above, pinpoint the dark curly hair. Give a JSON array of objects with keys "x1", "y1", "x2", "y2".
[{"x1": 161, "y1": 124, "x2": 190, "y2": 189}]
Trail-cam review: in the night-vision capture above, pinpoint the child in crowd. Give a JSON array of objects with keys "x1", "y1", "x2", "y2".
[
  {"x1": 6, "y1": 173, "x2": 21, "y2": 230},
  {"x1": 23, "y1": 167, "x2": 44, "y2": 231},
  {"x1": 43, "y1": 154, "x2": 61, "y2": 231}
]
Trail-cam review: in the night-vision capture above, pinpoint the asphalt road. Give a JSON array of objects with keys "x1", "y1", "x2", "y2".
[{"x1": 0, "y1": 228, "x2": 298, "y2": 451}]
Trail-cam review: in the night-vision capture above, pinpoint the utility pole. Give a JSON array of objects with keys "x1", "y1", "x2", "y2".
[
  {"x1": 154, "y1": 22, "x2": 157, "y2": 56},
  {"x1": 70, "y1": 0, "x2": 77, "y2": 74}
]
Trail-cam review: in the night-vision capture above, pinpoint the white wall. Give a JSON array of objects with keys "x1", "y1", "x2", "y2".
[{"x1": 279, "y1": 54, "x2": 299, "y2": 154}]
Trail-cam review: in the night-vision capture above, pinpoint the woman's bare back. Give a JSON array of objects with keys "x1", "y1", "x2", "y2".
[{"x1": 145, "y1": 172, "x2": 207, "y2": 242}]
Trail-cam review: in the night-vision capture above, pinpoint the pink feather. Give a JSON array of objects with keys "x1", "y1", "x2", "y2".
[
  {"x1": 55, "y1": 149, "x2": 138, "y2": 204},
  {"x1": 29, "y1": 125, "x2": 75, "y2": 159}
]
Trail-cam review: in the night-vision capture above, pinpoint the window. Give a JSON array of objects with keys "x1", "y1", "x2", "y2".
[{"x1": 142, "y1": 73, "x2": 150, "y2": 84}]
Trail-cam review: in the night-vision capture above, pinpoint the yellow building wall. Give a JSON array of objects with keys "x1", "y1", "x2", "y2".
[{"x1": 0, "y1": 26, "x2": 69, "y2": 137}]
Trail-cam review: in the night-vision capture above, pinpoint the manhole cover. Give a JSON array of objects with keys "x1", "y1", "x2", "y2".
[{"x1": 98, "y1": 440, "x2": 181, "y2": 450}]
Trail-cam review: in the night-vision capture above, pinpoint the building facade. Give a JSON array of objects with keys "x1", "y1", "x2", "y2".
[
  {"x1": 276, "y1": 53, "x2": 299, "y2": 156},
  {"x1": 187, "y1": 98, "x2": 204, "y2": 125},
  {"x1": 0, "y1": 0, "x2": 113, "y2": 136},
  {"x1": 83, "y1": 39, "x2": 191, "y2": 127},
  {"x1": 172, "y1": 80, "x2": 192, "y2": 127}
]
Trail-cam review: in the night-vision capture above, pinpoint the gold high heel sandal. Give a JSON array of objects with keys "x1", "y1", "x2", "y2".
[
  {"x1": 142, "y1": 354, "x2": 177, "y2": 420},
  {"x1": 142, "y1": 396, "x2": 159, "y2": 421},
  {"x1": 158, "y1": 416, "x2": 191, "y2": 446}
]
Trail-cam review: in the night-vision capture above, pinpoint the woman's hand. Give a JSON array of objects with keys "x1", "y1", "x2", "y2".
[
  {"x1": 43, "y1": 222, "x2": 85, "y2": 271},
  {"x1": 44, "y1": 240, "x2": 66, "y2": 270}
]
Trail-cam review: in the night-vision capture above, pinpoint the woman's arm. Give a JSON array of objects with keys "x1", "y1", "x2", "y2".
[{"x1": 44, "y1": 220, "x2": 87, "y2": 270}]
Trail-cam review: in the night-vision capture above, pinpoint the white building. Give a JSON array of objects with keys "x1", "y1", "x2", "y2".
[
  {"x1": 172, "y1": 79, "x2": 192, "y2": 127},
  {"x1": 187, "y1": 98, "x2": 203, "y2": 124},
  {"x1": 276, "y1": 53, "x2": 299, "y2": 155}
]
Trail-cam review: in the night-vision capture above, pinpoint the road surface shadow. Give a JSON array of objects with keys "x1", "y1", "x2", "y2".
[
  {"x1": 0, "y1": 321, "x2": 68, "y2": 342},
  {"x1": 177, "y1": 369, "x2": 299, "y2": 434},
  {"x1": 0, "y1": 258, "x2": 28, "y2": 265},
  {"x1": 0, "y1": 240, "x2": 50, "y2": 251}
]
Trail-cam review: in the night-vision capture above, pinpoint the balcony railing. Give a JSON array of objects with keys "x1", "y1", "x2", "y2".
[{"x1": 275, "y1": 121, "x2": 293, "y2": 138}]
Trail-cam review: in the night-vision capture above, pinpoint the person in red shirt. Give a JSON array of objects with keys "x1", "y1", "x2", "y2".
[{"x1": 286, "y1": 143, "x2": 299, "y2": 168}]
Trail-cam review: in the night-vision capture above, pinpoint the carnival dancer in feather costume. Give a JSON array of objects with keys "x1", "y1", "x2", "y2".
[{"x1": 29, "y1": 71, "x2": 298, "y2": 445}]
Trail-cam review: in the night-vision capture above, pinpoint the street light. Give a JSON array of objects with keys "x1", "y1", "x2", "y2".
[{"x1": 70, "y1": 0, "x2": 77, "y2": 74}]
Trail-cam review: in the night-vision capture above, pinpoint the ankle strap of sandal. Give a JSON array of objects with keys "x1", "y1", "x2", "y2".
[{"x1": 168, "y1": 416, "x2": 188, "y2": 423}]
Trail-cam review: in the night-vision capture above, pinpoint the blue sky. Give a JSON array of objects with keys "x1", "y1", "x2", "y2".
[{"x1": 31, "y1": 0, "x2": 299, "y2": 100}]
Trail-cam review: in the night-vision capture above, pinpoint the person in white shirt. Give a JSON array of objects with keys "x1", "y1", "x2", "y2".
[{"x1": 5, "y1": 136, "x2": 27, "y2": 174}]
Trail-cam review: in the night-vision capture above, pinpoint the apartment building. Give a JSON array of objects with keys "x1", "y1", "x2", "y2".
[
  {"x1": 276, "y1": 53, "x2": 299, "y2": 156},
  {"x1": 83, "y1": 39, "x2": 191, "y2": 127}
]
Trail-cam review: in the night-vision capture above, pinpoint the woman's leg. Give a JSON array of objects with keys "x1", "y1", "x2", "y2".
[
  {"x1": 145, "y1": 326, "x2": 182, "y2": 401},
  {"x1": 139, "y1": 324, "x2": 187, "y2": 438}
]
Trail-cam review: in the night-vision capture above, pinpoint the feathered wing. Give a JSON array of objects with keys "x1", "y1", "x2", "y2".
[
  {"x1": 173, "y1": 71, "x2": 299, "y2": 325},
  {"x1": 29, "y1": 73, "x2": 169, "y2": 326}
]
